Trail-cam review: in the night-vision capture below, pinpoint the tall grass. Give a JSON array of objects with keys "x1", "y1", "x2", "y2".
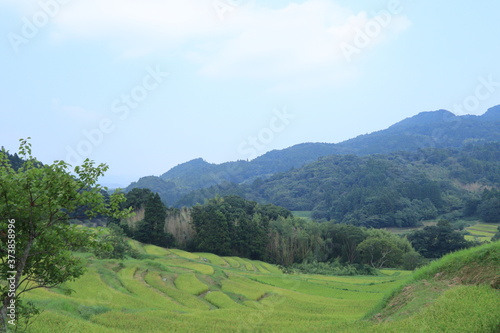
[
  {"x1": 411, "y1": 241, "x2": 500, "y2": 282},
  {"x1": 367, "y1": 285, "x2": 500, "y2": 333},
  {"x1": 365, "y1": 241, "x2": 500, "y2": 321}
]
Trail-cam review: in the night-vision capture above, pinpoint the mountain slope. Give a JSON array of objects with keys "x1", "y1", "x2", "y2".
[
  {"x1": 126, "y1": 106, "x2": 500, "y2": 204},
  {"x1": 175, "y1": 142, "x2": 500, "y2": 228}
]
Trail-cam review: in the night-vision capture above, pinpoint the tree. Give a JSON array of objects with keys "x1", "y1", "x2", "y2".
[
  {"x1": 0, "y1": 139, "x2": 130, "y2": 332},
  {"x1": 407, "y1": 220, "x2": 472, "y2": 258},
  {"x1": 323, "y1": 223, "x2": 366, "y2": 264},
  {"x1": 357, "y1": 229, "x2": 414, "y2": 268},
  {"x1": 401, "y1": 251, "x2": 424, "y2": 270},
  {"x1": 191, "y1": 197, "x2": 232, "y2": 256},
  {"x1": 358, "y1": 237, "x2": 403, "y2": 268},
  {"x1": 124, "y1": 188, "x2": 153, "y2": 211},
  {"x1": 135, "y1": 193, "x2": 174, "y2": 248},
  {"x1": 190, "y1": 196, "x2": 288, "y2": 260},
  {"x1": 94, "y1": 224, "x2": 136, "y2": 260}
]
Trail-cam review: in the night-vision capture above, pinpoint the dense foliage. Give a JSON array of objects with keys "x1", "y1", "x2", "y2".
[
  {"x1": 118, "y1": 188, "x2": 176, "y2": 248},
  {"x1": 188, "y1": 196, "x2": 421, "y2": 270},
  {"x1": 464, "y1": 189, "x2": 500, "y2": 223},
  {"x1": 93, "y1": 224, "x2": 138, "y2": 260},
  {"x1": 191, "y1": 196, "x2": 290, "y2": 260},
  {"x1": 407, "y1": 220, "x2": 477, "y2": 258}
]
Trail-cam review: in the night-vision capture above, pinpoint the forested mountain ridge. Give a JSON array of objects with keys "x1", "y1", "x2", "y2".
[
  {"x1": 126, "y1": 106, "x2": 500, "y2": 205},
  {"x1": 176, "y1": 142, "x2": 500, "y2": 227}
]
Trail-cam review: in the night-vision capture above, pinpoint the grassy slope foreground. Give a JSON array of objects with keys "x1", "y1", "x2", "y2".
[
  {"x1": 354, "y1": 241, "x2": 500, "y2": 333},
  {"x1": 25, "y1": 241, "x2": 409, "y2": 333},
  {"x1": 25, "y1": 241, "x2": 499, "y2": 332}
]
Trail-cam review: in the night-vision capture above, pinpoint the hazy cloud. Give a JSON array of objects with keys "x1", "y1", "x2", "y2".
[{"x1": 32, "y1": 0, "x2": 410, "y2": 88}]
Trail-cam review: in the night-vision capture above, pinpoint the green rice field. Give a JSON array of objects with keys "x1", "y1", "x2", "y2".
[
  {"x1": 464, "y1": 222, "x2": 499, "y2": 242},
  {"x1": 23, "y1": 240, "x2": 500, "y2": 332}
]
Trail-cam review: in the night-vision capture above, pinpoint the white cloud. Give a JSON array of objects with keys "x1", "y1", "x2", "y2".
[
  {"x1": 197, "y1": 1, "x2": 354, "y2": 80},
  {"x1": 51, "y1": 0, "x2": 220, "y2": 48},
  {"x1": 46, "y1": 0, "x2": 410, "y2": 89}
]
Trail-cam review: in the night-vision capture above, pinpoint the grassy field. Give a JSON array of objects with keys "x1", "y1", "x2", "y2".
[{"x1": 24, "y1": 240, "x2": 500, "y2": 332}]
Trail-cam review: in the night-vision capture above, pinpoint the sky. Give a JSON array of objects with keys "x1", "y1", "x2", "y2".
[{"x1": 1, "y1": 0, "x2": 500, "y2": 188}]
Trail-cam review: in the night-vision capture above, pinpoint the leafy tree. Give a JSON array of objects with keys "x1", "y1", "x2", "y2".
[
  {"x1": 401, "y1": 251, "x2": 425, "y2": 270},
  {"x1": 356, "y1": 230, "x2": 413, "y2": 268},
  {"x1": 124, "y1": 188, "x2": 153, "y2": 211},
  {"x1": 135, "y1": 193, "x2": 174, "y2": 248},
  {"x1": 190, "y1": 196, "x2": 290, "y2": 260},
  {"x1": 357, "y1": 237, "x2": 403, "y2": 268},
  {"x1": 191, "y1": 197, "x2": 232, "y2": 256},
  {"x1": 0, "y1": 149, "x2": 25, "y2": 173},
  {"x1": 0, "y1": 139, "x2": 130, "y2": 332},
  {"x1": 323, "y1": 224, "x2": 366, "y2": 264},
  {"x1": 94, "y1": 224, "x2": 137, "y2": 260},
  {"x1": 407, "y1": 220, "x2": 472, "y2": 258}
]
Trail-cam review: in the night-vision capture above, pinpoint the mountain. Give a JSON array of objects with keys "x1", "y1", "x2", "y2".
[
  {"x1": 481, "y1": 104, "x2": 500, "y2": 121},
  {"x1": 175, "y1": 142, "x2": 500, "y2": 227},
  {"x1": 126, "y1": 106, "x2": 500, "y2": 205}
]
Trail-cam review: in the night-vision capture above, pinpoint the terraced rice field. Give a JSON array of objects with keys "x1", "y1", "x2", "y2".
[
  {"x1": 25, "y1": 241, "x2": 410, "y2": 332},
  {"x1": 464, "y1": 222, "x2": 499, "y2": 242}
]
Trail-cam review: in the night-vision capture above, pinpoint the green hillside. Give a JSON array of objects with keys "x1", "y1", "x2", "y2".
[
  {"x1": 24, "y1": 241, "x2": 499, "y2": 332},
  {"x1": 126, "y1": 107, "x2": 500, "y2": 206},
  {"x1": 175, "y1": 143, "x2": 500, "y2": 228},
  {"x1": 25, "y1": 240, "x2": 408, "y2": 332},
  {"x1": 356, "y1": 240, "x2": 500, "y2": 332}
]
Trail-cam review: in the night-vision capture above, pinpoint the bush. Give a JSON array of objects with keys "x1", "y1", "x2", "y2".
[
  {"x1": 288, "y1": 259, "x2": 377, "y2": 276},
  {"x1": 401, "y1": 252, "x2": 425, "y2": 270}
]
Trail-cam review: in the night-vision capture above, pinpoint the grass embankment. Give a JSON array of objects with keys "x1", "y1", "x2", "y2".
[{"x1": 356, "y1": 241, "x2": 500, "y2": 332}]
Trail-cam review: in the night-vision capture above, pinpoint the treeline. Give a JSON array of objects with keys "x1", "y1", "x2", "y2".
[
  {"x1": 464, "y1": 189, "x2": 500, "y2": 223},
  {"x1": 0, "y1": 148, "x2": 25, "y2": 170},
  {"x1": 175, "y1": 143, "x2": 500, "y2": 227},
  {"x1": 113, "y1": 188, "x2": 176, "y2": 248},
  {"x1": 114, "y1": 192, "x2": 478, "y2": 272}
]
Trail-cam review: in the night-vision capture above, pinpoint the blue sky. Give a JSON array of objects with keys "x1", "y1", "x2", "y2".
[{"x1": 1, "y1": 0, "x2": 500, "y2": 187}]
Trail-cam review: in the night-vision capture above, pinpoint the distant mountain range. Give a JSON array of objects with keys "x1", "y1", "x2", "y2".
[{"x1": 126, "y1": 105, "x2": 500, "y2": 206}]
